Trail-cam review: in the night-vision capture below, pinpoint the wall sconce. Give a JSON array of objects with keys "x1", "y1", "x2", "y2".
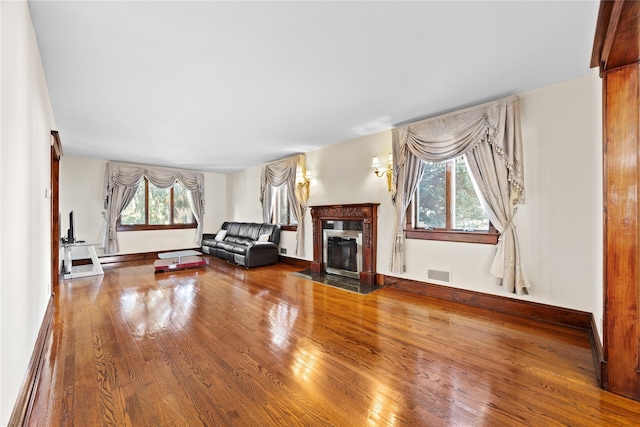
[
  {"x1": 296, "y1": 169, "x2": 312, "y2": 198},
  {"x1": 372, "y1": 153, "x2": 393, "y2": 192}
]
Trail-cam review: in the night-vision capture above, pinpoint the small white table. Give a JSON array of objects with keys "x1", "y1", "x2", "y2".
[
  {"x1": 155, "y1": 250, "x2": 205, "y2": 273},
  {"x1": 62, "y1": 242, "x2": 104, "y2": 279},
  {"x1": 157, "y1": 249, "x2": 202, "y2": 262}
]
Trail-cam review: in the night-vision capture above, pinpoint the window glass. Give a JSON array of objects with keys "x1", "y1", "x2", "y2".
[
  {"x1": 173, "y1": 182, "x2": 194, "y2": 224},
  {"x1": 121, "y1": 183, "x2": 146, "y2": 225},
  {"x1": 453, "y1": 158, "x2": 489, "y2": 231},
  {"x1": 413, "y1": 157, "x2": 489, "y2": 231},
  {"x1": 415, "y1": 162, "x2": 446, "y2": 228},
  {"x1": 118, "y1": 179, "x2": 196, "y2": 230},
  {"x1": 149, "y1": 183, "x2": 170, "y2": 225},
  {"x1": 273, "y1": 184, "x2": 297, "y2": 226},
  {"x1": 277, "y1": 185, "x2": 289, "y2": 224}
]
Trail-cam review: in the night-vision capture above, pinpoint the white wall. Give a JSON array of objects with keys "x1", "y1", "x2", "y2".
[
  {"x1": 227, "y1": 72, "x2": 603, "y2": 336},
  {"x1": 60, "y1": 156, "x2": 228, "y2": 255},
  {"x1": 226, "y1": 163, "x2": 263, "y2": 223},
  {"x1": 59, "y1": 157, "x2": 105, "y2": 246},
  {"x1": 518, "y1": 71, "x2": 603, "y2": 337},
  {"x1": 0, "y1": 1, "x2": 57, "y2": 424}
]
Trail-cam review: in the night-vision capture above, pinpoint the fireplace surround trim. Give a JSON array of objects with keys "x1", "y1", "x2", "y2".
[{"x1": 310, "y1": 203, "x2": 379, "y2": 285}]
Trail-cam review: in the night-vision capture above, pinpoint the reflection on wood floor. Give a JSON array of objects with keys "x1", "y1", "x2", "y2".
[{"x1": 30, "y1": 257, "x2": 640, "y2": 426}]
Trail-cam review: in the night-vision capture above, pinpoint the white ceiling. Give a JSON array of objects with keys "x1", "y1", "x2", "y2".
[{"x1": 28, "y1": 1, "x2": 600, "y2": 174}]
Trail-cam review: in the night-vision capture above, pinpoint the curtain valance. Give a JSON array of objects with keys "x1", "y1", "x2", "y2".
[
  {"x1": 103, "y1": 161, "x2": 206, "y2": 254},
  {"x1": 394, "y1": 95, "x2": 524, "y2": 202},
  {"x1": 106, "y1": 161, "x2": 204, "y2": 195},
  {"x1": 260, "y1": 154, "x2": 308, "y2": 257},
  {"x1": 391, "y1": 95, "x2": 529, "y2": 294},
  {"x1": 259, "y1": 156, "x2": 298, "y2": 197}
]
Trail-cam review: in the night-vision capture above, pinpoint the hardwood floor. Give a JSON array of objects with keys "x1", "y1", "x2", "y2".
[{"x1": 29, "y1": 257, "x2": 640, "y2": 426}]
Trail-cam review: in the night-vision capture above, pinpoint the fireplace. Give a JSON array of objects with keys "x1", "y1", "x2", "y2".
[
  {"x1": 310, "y1": 203, "x2": 379, "y2": 285},
  {"x1": 324, "y1": 226, "x2": 363, "y2": 279}
]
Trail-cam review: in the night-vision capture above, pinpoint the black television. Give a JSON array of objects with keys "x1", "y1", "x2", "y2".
[{"x1": 67, "y1": 210, "x2": 75, "y2": 244}]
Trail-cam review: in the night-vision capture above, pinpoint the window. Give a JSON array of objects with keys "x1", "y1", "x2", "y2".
[
  {"x1": 118, "y1": 179, "x2": 196, "y2": 231},
  {"x1": 272, "y1": 183, "x2": 297, "y2": 231},
  {"x1": 407, "y1": 157, "x2": 499, "y2": 244}
]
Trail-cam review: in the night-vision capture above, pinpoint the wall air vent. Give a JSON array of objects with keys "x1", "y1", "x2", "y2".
[{"x1": 427, "y1": 269, "x2": 452, "y2": 285}]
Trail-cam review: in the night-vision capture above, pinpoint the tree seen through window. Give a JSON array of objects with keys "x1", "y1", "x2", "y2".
[
  {"x1": 414, "y1": 157, "x2": 489, "y2": 231},
  {"x1": 119, "y1": 179, "x2": 195, "y2": 229}
]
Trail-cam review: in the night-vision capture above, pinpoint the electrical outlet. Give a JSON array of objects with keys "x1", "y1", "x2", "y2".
[{"x1": 280, "y1": 248, "x2": 287, "y2": 254}]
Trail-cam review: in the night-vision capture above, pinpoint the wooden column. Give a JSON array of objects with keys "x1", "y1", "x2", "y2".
[
  {"x1": 592, "y1": 0, "x2": 640, "y2": 400},
  {"x1": 602, "y1": 63, "x2": 640, "y2": 398}
]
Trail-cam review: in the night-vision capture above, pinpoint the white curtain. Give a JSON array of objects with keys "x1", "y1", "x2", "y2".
[
  {"x1": 103, "y1": 161, "x2": 205, "y2": 254},
  {"x1": 260, "y1": 154, "x2": 308, "y2": 257},
  {"x1": 391, "y1": 140, "x2": 426, "y2": 273},
  {"x1": 391, "y1": 95, "x2": 528, "y2": 294}
]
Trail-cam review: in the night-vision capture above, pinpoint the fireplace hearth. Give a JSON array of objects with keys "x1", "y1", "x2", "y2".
[{"x1": 291, "y1": 269, "x2": 380, "y2": 294}]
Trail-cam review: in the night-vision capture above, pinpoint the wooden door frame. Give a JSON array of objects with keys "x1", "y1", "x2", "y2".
[{"x1": 51, "y1": 131, "x2": 62, "y2": 289}]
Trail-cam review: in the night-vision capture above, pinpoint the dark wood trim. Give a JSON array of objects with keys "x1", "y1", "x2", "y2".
[
  {"x1": 405, "y1": 227, "x2": 499, "y2": 245},
  {"x1": 8, "y1": 296, "x2": 54, "y2": 427},
  {"x1": 406, "y1": 187, "x2": 500, "y2": 245},
  {"x1": 445, "y1": 161, "x2": 453, "y2": 230},
  {"x1": 310, "y1": 203, "x2": 379, "y2": 285},
  {"x1": 97, "y1": 248, "x2": 199, "y2": 265},
  {"x1": 591, "y1": 0, "x2": 640, "y2": 74},
  {"x1": 51, "y1": 130, "x2": 62, "y2": 158},
  {"x1": 50, "y1": 131, "x2": 62, "y2": 288},
  {"x1": 116, "y1": 223, "x2": 197, "y2": 232},
  {"x1": 169, "y1": 185, "x2": 175, "y2": 224},
  {"x1": 589, "y1": 314, "x2": 604, "y2": 384},
  {"x1": 144, "y1": 179, "x2": 150, "y2": 224},
  {"x1": 280, "y1": 225, "x2": 298, "y2": 232},
  {"x1": 278, "y1": 255, "x2": 311, "y2": 270},
  {"x1": 591, "y1": 0, "x2": 621, "y2": 70},
  {"x1": 385, "y1": 275, "x2": 592, "y2": 330}
]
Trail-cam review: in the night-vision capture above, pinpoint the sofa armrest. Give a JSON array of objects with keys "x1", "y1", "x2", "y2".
[
  {"x1": 249, "y1": 241, "x2": 276, "y2": 247},
  {"x1": 244, "y1": 242, "x2": 279, "y2": 267},
  {"x1": 203, "y1": 233, "x2": 216, "y2": 241}
]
